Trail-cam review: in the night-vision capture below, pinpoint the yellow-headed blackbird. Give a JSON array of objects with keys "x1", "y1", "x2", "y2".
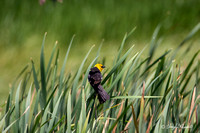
[{"x1": 88, "y1": 64, "x2": 110, "y2": 104}]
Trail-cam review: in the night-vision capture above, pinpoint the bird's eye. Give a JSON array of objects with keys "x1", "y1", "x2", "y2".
[{"x1": 101, "y1": 65, "x2": 105, "y2": 68}]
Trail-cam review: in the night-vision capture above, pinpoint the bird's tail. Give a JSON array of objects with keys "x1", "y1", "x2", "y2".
[{"x1": 96, "y1": 85, "x2": 110, "y2": 104}]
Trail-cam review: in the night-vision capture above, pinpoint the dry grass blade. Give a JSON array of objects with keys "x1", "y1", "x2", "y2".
[
  {"x1": 131, "y1": 103, "x2": 139, "y2": 133},
  {"x1": 112, "y1": 101, "x2": 124, "y2": 133},
  {"x1": 124, "y1": 117, "x2": 132, "y2": 131},
  {"x1": 146, "y1": 114, "x2": 154, "y2": 133},
  {"x1": 103, "y1": 117, "x2": 110, "y2": 133},
  {"x1": 188, "y1": 87, "x2": 196, "y2": 125}
]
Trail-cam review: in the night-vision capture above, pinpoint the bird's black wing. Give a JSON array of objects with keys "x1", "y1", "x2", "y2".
[
  {"x1": 96, "y1": 85, "x2": 110, "y2": 104},
  {"x1": 88, "y1": 67, "x2": 110, "y2": 103},
  {"x1": 88, "y1": 72, "x2": 102, "y2": 86},
  {"x1": 88, "y1": 67, "x2": 102, "y2": 87}
]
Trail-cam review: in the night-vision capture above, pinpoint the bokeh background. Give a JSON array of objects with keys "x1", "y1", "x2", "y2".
[{"x1": 0, "y1": 0, "x2": 200, "y2": 105}]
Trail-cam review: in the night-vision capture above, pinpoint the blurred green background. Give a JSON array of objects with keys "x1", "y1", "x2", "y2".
[{"x1": 0, "y1": 0, "x2": 200, "y2": 105}]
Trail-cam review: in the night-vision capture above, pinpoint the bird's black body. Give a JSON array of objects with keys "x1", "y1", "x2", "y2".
[{"x1": 88, "y1": 67, "x2": 110, "y2": 103}]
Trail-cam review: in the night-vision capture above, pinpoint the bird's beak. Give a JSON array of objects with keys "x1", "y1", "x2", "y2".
[{"x1": 102, "y1": 66, "x2": 105, "y2": 68}]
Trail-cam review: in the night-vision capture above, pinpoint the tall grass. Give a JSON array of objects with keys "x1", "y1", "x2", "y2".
[{"x1": 0, "y1": 24, "x2": 200, "y2": 132}]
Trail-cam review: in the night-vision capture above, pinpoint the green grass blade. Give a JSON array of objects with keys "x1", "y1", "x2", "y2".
[
  {"x1": 180, "y1": 50, "x2": 200, "y2": 86},
  {"x1": 71, "y1": 45, "x2": 94, "y2": 104},
  {"x1": 46, "y1": 41, "x2": 57, "y2": 76},
  {"x1": 47, "y1": 92, "x2": 63, "y2": 132},
  {"x1": 24, "y1": 85, "x2": 32, "y2": 131},
  {"x1": 5, "y1": 94, "x2": 11, "y2": 128},
  {"x1": 106, "y1": 52, "x2": 138, "y2": 92},
  {"x1": 116, "y1": 27, "x2": 136, "y2": 62},
  {"x1": 49, "y1": 115, "x2": 65, "y2": 133},
  {"x1": 2, "y1": 119, "x2": 18, "y2": 133},
  {"x1": 25, "y1": 85, "x2": 32, "y2": 126},
  {"x1": 154, "y1": 119, "x2": 161, "y2": 133},
  {"x1": 147, "y1": 25, "x2": 161, "y2": 65},
  {"x1": 40, "y1": 101, "x2": 51, "y2": 133},
  {"x1": 12, "y1": 65, "x2": 29, "y2": 88},
  {"x1": 82, "y1": 110, "x2": 90, "y2": 133},
  {"x1": 40, "y1": 32, "x2": 47, "y2": 106},
  {"x1": 81, "y1": 88, "x2": 86, "y2": 124},
  {"x1": 30, "y1": 89, "x2": 40, "y2": 132},
  {"x1": 78, "y1": 88, "x2": 86, "y2": 133},
  {"x1": 140, "y1": 50, "x2": 171, "y2": 77},
  {"x1": 14, "y1": 81, "x2": 21, "y2": 132},
  {"x1": 179, "y1": 23, "x2": 200, "y2": 48},
  {"x1": 31, "y1": 60, "x2": 40, "y2": 92},
  {"x1": 66, "y1": 92, "x2": 71, "y2": 133},
  {"x1": 127, "y1": 27, "x2": 137, "y2": 38},
  {"x1": 24, "y1": 124, "x2": 28, "y2": 133},
  {"x1": 0, "y1": 112, "x2": 8, "y2": 129},
  {"x1": 102, "y1": 45, "x2": 134, "y2": 85},
  {"x1": 107, "y1": 103, "x2": 132, "y2": 133},
  {"x1": 116, "y1": 33, "x2": 127, "y2": 62},
  {"x1": 111, "y1": 96, "x2": 163, "y2": 99},
  {"x1": 123, "y1": 46, "x2": 147, "y2": 86},
  {"x1": 160, "y1": 96, "x2": 171, "y2": 132},
  {"x1": 58, "y1": 35, "x2": 75, "y2": 95},
  {"x1": 172, "y1": 23, "x2": 200, "y2": 60},
  {"x1": 45, "y1": 84, "x2": 58, "y2": 110}
]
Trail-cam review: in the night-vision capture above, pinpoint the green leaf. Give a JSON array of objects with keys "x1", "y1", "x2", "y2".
[
  {"x1": 179, "y1": 23, "x2": 200, "y2": 48},
  {"x1": 172, "y1": 23, "x2": 200, "y2": 59},
  {"x1": 102, "y1": 45, "x2": 134, "y2": 85},
  {"x1": 160, "y1": 96, "x2": 171, "y2": 131},
  {"x1": 180, "y1": 50, "x2": 200, "y2": 91},
  {"x1": 116, "y1": 27, "x2": 136, "y2": 62},
  {"x1": 49, "y1": 115, "x2": 65, "y2": 133},
  {"x1": 0, "y1": 112, "x2": 8, "y2": 129},
  {"x1": 40, "y1": 101, "x2": 51, "y2": 133},
  {"x1": 40, "y1": 32, "x2": 47, "y2": 106},
  {"x1": 66, "y1": 92, "x2": 71, "y2": 133},
  {"x1": 14, "y1": 81, "x2": 21, "y2": 132},
  {"x1": 107, "y1": 103, "x2": 132, "y2": 133},
  {"x1": 30, "y1": 89, "x2": 40, "y2": 133},
  {"x1": 47, "y1": 92, "x2": 63, "y2": 132},
  {"x1": 5, "y1": 94, "x2": 11, "y2": 128},
  {"x1": 31, "y1": 60, "x2": 40, "y2": 92},
  {"x1": 2, "y1": 119, "x2": 18, "y2": 133},
  {"x1": 111, "y1": 96, "x2": 163, "y2": 99},
  {"x1": 154, "y1": 119, "x2": 161, "y2": 133},
  {"x1": 71, "y1": 45, "x2": 94, "y2": 104},
  {"x1": 12, "y1": 65, "x2": 29, "y2": 88},
  {"x1": 82, "y1": 110, "x2": 90, "y2": 133},
  {"x1": 140, "y1": 50, "x2": 171, "y2": 77},
  {"x1": 147, "y1": 25, "x2": 161, "y2": 65},
  {"x1": 46, "y1": 41, "x2": 57, "y2": 76},
  {"x1": 25, "y1": 85, "x2": 32, "y2": 126},
  {"x1": 116, "y1": 33, "x2": 127, "y2": 62},
  {"x1": 106, "y1": 52, "x2": 138, "y2": 92},
  {"x1": 59, "y1": 35, "x2": 75, "y2": 95}
]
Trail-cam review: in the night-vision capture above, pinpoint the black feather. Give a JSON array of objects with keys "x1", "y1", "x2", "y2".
[{"x1": 88, "y1": 67, "x2": 110, "y2": 103}]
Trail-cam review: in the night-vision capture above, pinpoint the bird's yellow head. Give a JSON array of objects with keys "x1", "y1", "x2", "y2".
[{"x1": 94, "y1": 64, "x2": 105, "y2": 72}]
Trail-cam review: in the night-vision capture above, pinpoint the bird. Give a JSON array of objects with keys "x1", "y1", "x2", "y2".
[{"x1": 88, "y1": 64, "x2": 110, "y2": 104}]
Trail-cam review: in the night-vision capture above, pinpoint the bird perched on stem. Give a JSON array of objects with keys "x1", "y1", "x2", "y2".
[{"x1": 88, "y1": 64, "x2": 110, "y2": 104}]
